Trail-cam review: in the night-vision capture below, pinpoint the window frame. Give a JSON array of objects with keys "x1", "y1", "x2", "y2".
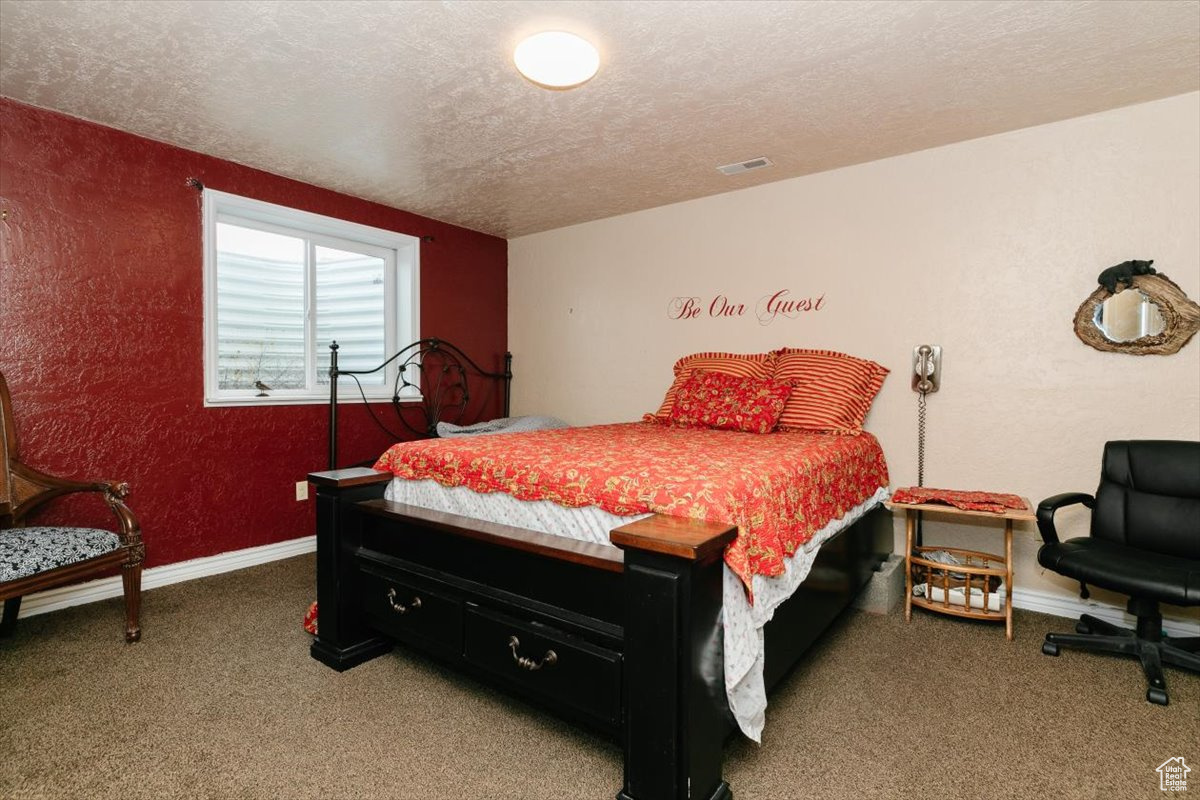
[{"x1": 202, "y1": 189, "x2": 420, "y2": 407}]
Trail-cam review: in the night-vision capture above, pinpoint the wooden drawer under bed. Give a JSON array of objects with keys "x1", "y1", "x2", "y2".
[
  {"x1": 356, "y1": 547, "x2": 623, "y2": 730},
  {"x1": 360, "y1": 566, "x2": 464, "y2": 657},
  {"x1": 463, "y1": 604, "x2": 622, "y2": 728}
]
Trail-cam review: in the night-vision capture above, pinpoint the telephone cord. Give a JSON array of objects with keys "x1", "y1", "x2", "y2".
[
  {"x1": 916, "y1": 389, "x2": 927, "y2": 547},
  {"x1": 917, "y1": 389, "x2": 927, "y2": 487}
]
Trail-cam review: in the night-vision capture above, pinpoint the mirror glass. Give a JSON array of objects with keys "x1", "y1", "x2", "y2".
[{"x1": 1092, "y1": 289, "x2": 1166, "y2": 343}]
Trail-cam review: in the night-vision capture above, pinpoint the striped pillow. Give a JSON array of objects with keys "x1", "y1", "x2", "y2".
[
  {"x1": 651, "y1": 351, "x2": 777, "y2": 421},
  {"x1": 771, "y1": 348, "x2": 888, "y2": 435}
]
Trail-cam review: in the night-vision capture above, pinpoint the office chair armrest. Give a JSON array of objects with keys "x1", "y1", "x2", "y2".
[{"x1": 1036, "y1": 492, "x2": 1094, "y2": 545}]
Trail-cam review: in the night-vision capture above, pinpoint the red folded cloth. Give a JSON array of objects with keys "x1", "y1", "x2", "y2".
[
  {"x1": 890, "y1": 487, "x2": 1027, "y2": 514},
  {"x1": 303, "y1": 601, "x2": 318, "y2": 635}
]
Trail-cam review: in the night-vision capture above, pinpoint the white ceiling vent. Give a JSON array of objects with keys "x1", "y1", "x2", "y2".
[{"x1": 717, "y1": 156, "x2": 774, "y2": 176}]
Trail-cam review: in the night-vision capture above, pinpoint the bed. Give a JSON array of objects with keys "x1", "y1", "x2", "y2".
[{"x1": 308, "y1": 340, "x2": 892, "y2": 800}]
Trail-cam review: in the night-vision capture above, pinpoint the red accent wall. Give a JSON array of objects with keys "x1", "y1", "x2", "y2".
[{"x1": 0, "y1": 98, "x2": 507, "y2": 568}]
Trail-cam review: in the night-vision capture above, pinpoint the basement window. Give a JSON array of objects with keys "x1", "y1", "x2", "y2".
[{"x1": 202, "y1": 190, "x2": 419, "y2": 406}]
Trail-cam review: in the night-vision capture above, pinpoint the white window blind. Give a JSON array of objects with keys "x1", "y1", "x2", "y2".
[{"x1": 314, "y1": 243, "x2": 388, "y2": 387}]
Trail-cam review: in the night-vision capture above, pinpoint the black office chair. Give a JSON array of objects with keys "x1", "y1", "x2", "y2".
[{"x1": 1037, "y1": 440, "x2": 1199, "y2": 705}]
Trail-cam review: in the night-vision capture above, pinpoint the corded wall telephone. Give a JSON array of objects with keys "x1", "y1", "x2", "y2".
[{"x1": 911, "y1": 345, "x2": 941, "y2": 394}]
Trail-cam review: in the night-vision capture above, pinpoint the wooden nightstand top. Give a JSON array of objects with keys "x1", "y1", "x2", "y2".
[{"x1": 885, "y1": 497, "x2": 1036, "y2": 522}]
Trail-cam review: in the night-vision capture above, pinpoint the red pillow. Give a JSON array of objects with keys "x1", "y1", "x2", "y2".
[
  {"x1": 650, "y1": 351, "x2": 777, "y2": 421},
  {"x1": 771, "y1": 348, "x2": 888, "y2": 435},
  {"x1": 668, "y1": 369, "x2": 792, "y2": 433}
]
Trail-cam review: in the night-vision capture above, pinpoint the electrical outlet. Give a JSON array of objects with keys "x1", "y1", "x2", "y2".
[{"x1": 295, "y1": 481, "x2": 309, "y2": 502}]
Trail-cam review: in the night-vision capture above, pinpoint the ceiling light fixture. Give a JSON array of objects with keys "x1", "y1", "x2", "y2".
[{"x1": 514, "y1": 31, "x2": 599, "y2": 90}]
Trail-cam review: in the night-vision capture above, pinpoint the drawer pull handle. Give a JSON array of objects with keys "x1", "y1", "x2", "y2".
[
  {"x1": 386, "y1": 587, "x2": 422, "y2": 614},
  {"x1": 507, "y1": 635, "x2": 557, "y2": 671}
]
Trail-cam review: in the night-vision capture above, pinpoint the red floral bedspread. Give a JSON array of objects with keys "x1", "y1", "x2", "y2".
[{"x1": 374, "y1": 423, "x2": 888, "y2": 600}]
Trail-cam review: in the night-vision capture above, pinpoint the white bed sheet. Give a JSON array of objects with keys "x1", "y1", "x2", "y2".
[{"x1": 384, "y1": 477, "x2": 888, "y2": 742}]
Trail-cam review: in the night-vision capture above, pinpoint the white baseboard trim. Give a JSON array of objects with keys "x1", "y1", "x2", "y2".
[
  {"x1": 17, "y1": 535, "x2": 316, "y2": 619},
  {"x1": 1011, "y1": 586, "x2": 1199, "y2": 638}
]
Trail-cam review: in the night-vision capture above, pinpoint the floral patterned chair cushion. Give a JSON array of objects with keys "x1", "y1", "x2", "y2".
[{"x1": 0, "y1": 527, "x2": 121, "y2": 583}]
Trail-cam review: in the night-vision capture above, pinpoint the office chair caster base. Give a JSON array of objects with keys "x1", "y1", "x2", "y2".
[
  {"x1": 1042, "y1": 640, "x2": 1059, "y2": 656},
  {"x1": 1147, "y1": 687, "x2": 1169, "y2": 706}
]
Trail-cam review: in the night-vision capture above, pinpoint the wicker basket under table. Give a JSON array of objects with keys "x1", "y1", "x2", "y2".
[{"x1": 886, "y1": 496, "x2": 1036, "y2": 641}]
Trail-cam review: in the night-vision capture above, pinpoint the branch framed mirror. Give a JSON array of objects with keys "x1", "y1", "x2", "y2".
[{"x1": 1074, "y1": 272, "x2": 1200, "y2": 355}]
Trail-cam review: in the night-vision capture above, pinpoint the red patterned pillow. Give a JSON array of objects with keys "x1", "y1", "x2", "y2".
[
  {"x1": 668, "y1": 369, "x2": 792, "y2": 433},
  {"x1": 771, "y1": 348, "x2": 888, "y2": 435},
  {"x1": 651, "y1": 351, "x2": 777, "y2": 421}
]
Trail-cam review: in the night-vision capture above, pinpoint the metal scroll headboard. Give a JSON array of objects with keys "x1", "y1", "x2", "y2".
[{"x1": 327, "y1": 338, "x2": 512, "y2": 469}]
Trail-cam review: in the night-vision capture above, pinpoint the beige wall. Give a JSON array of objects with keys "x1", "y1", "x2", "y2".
[{"x1": 508, "y1": 92, "x2": 1200, "y2": 620}]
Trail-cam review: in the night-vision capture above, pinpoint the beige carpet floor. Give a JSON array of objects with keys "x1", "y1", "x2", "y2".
[{"x1": 1, "y1": 554, "x2": 1196, "y2": 800}]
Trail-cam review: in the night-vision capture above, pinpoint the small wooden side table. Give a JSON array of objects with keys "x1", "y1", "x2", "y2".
[{"x1": 886, "y1": 496, "x2": 1036, "y2": 641}]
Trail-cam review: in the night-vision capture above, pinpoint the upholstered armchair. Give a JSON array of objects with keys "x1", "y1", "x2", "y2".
[
  {"x1": 0, "y1": 371, "x2": 143, "y2": 642},
  {"x1": 1037, "y1": 440, "x2": 1199, "y2": 705}
]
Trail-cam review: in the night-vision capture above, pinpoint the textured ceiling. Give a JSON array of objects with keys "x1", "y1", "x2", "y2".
[{"x1": 1, "y1": 0, "x2": 1198, "y2": 238}]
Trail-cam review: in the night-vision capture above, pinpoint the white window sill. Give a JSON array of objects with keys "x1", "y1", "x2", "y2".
[{"x1": 203, "y1": 394, "x2": 423, "y2": 408}]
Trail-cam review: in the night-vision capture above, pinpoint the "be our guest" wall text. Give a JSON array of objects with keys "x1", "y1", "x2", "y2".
[{"x1": 668, "y1": 289, "x2": 825, "y2": 326}]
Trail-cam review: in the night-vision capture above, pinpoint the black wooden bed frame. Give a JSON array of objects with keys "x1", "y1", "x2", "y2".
[{"x1": 309, "y1": 340, "x2": 890, "y2": 800}]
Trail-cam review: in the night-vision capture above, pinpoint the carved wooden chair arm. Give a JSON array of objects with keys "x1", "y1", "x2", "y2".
[{"x1": 9, "y1": 462, "x2": 141, "y2": 545}]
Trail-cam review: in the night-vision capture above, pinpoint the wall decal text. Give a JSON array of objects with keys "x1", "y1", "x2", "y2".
[{"x1": 668, "y1": 289, "x2": 825, "y2": 325}]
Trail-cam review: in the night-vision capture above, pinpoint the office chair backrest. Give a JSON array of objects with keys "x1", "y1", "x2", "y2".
[{"x1": 1092, "y1": 440, "x2": 1200, "y2": 559}]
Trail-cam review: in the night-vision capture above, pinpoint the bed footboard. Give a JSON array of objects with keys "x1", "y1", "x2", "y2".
[{"x1": 309, "y1": 468, "x2": 739, "y2": 800}]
